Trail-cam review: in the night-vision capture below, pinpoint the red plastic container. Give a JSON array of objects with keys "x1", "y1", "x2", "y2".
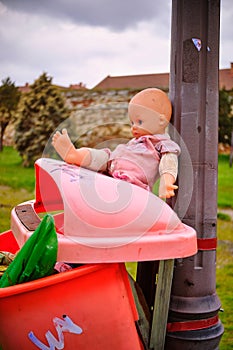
[{"x1": 0, "y1": 231, "x2": 142, "y2": 350}]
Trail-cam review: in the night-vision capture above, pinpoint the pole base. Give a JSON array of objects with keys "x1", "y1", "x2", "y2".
[{"x1": 165, "y1": 320, "x2": 224, "y2": 350}]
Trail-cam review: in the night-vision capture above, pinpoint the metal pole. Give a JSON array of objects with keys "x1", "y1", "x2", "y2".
[{"x1": 166, "y1": 0, "x2": 224, "y2": 349}]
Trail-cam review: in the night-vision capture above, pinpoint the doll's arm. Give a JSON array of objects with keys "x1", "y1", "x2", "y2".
[
  {"x1": 52, "y1": 129, "x2": 109, "y2": 171},
  {"x1": 158, "y1": 153, "x2": 178, "y2": 198}
]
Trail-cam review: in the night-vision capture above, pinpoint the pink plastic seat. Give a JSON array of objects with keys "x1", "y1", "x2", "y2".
[{"x1": 11, "y1": 158, "x2": 197, "y2": 263}]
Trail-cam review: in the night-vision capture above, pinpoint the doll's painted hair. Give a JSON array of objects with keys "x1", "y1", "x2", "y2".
[{"x1": 129, "y1": 88, "x2": 172, "y2": 121}]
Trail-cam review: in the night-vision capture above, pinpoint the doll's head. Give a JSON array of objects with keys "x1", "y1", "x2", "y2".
[{"x1": 128, "y1": 88, "x2": 172, "y2": 138}]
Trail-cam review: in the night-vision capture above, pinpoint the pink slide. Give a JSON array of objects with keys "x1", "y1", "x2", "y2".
[{"x1": 11, "y1": 158, "x2": 197, "y2": 263}]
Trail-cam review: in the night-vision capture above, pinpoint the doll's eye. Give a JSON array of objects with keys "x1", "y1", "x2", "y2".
[{"x1": 138, "y1": 119, "x2": 143, "y2": 125}]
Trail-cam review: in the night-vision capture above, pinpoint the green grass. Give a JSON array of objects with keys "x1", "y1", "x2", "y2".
[
  {"x1": 0, "y1": 147, "x2": 233, "y2": 348},
  {"x1": 0, "y1": 146, "x2": 35, "y2": 192},
  {"x1": 0, "y1": 147, "x2": 35, "y2": 232},
  {"x1": 218, "y1": 154, "x2": 233, "y2": 209},
  {"x1": 0, "y1": 185, "x2": 35, "y2": 234},
  {"x1": 216, "y1": 218, "x2": 233, "y2": 349}
]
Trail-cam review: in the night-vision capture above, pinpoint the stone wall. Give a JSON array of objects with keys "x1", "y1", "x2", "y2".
[
  {"x1": 4, "y1": 88, "x2": 140, "y2": 149},
  {"x1": 66, "y1": 89, "x2": 140, "y2": 149}
]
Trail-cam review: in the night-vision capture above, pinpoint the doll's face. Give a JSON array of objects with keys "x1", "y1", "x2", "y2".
[{"x1": 128, "y1": 104, "x2": 168, "y2": 138}]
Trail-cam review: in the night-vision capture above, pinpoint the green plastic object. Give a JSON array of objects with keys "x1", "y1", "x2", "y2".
[{"x1": 0, "y1": 214, "x2": 58, "y2": 288}]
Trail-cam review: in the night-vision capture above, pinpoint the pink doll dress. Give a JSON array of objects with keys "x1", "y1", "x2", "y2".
[{"x1": 107, "y1": 134, "x2": 180, "y2": 191}]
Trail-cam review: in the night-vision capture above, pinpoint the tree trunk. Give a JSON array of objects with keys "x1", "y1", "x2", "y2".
[{"x1": 0, "y1": 121, "x2": 9, "y2": 152}]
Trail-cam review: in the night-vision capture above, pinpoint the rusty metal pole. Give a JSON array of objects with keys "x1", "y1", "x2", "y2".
[{"x1": 165, "y1": 0, "x2": 224, "y2": 349}]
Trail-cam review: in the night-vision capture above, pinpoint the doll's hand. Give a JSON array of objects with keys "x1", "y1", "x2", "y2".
[{"x1": 159, "y1": 173, "x2": 178, "y2": 199}]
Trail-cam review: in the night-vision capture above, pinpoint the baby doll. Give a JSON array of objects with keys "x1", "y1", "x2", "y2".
[{"x1": 52, "y1": 88, "x2": 180, "y2": 198}]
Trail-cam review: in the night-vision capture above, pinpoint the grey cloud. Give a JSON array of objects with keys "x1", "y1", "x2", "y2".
[
  {"x1": 1, "y1": 0, "x2": 232, "y2": 88},
  {"x1": 1, "y1": 0, "x2": 171, "y2": 31}
]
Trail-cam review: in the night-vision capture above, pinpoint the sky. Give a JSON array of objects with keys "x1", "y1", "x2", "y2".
[{"x1": 0, "y1": 0, "x2": 232, "y2": 89}]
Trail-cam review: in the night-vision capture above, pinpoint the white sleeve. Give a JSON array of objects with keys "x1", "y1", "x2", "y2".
[
  {"x1": 159, "y1": 153, "x2": 178, "y2": 180},
  {"x1": 86, "y1": 148, "x2": 110, "y2": 172}
]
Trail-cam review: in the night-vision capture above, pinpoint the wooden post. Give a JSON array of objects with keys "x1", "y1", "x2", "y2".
[{"x1": 149, "y1": 260, "x2": 174, "y2": 350}]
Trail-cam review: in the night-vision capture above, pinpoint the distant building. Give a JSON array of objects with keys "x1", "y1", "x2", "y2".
[
  {"x1": 93, "y1": 62, "x2": 233, "y2": 91},
  {"x1": 69, "y1": 82, "x2": 87, "y2": 90},
  {"x1": 93, "y1": 73, "x2": 169, "y2": 90},
  {"x1": 17, "y1": 63, "x2": 233, "y2": 93},
  {"x1": 219, "y1": 62, "x2": 233, "y2": 90},
  {"x1": 17, "y1": 81, "x2": 87, "y2": 93},
  {"x1": 18, "y1": 82, "x2": 30, "y2": 93}
]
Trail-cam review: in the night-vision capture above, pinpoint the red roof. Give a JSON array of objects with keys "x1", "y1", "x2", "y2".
[
  {"x1": 219, "y1": 64, "x2": 233, "y2": 90},
  {"x1": 93, "y1": 63, "x2": 233, "y2": 91},
  {"x1": 93, "y1": 73, "x2": 169, "y2": 90},
  {"x1": 18, "y1": 82, "x2": 30, "y2": 93}
]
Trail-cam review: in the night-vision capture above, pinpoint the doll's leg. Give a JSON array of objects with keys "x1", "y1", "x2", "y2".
[{"x1": 52, "y1": 129, "x2": 91, "y2": 166}]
